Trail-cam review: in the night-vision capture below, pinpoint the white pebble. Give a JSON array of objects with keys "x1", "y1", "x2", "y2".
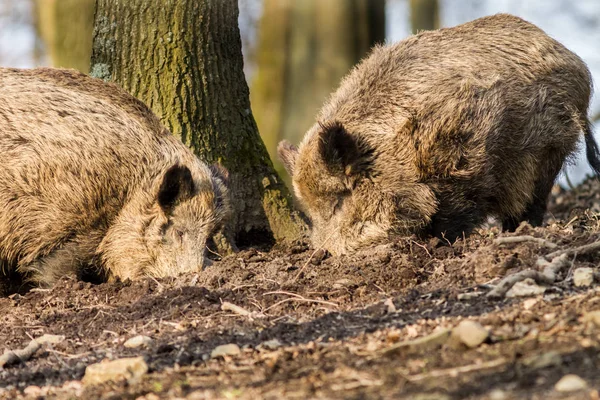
[
  {"x1": 573, "y1": 267, "x2": 594, "y2": 287},
  {"x1": 211, "y1": 343, "x2": 241, "y2": 358},
  {"x1": 554, "y1": 374, "x2": 588, "y2": 392},
  {"x1": 124, "y1": 335, "x2": 153, "y2": 349}
]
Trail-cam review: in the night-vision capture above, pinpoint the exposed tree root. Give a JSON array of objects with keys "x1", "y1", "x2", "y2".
[{"x1": 487, "y1": 254, "x2": 570, "y2": 298}]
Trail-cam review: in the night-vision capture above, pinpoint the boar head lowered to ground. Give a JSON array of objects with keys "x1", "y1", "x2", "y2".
[
  {"x1": 279, "y1": 14, "x2": 600, "y2": 255},
  {"x1": 0, "y1": 68, "x2": 231, "y2": 286}
]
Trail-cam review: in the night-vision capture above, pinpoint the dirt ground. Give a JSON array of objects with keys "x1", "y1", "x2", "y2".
[{"x1": 2, "y1": 179, "x2": 600, "y2": 399}]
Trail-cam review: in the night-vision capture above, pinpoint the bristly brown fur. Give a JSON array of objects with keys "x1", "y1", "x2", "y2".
[
  {"x1": 278, "y1": 14, "x2": 597, "y2": 255},
  {"x1": 0, "y1": 67, "x2": 231, "y2": 286}
]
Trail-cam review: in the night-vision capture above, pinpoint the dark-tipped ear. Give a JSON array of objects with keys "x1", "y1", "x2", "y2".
[
  {"x1": 209, "y1": 163, "x2": 229, "y2": 187},
  {"x1": 158, "y1": 164, "x2": 194, "y2": 212},
  {"x1": 277, "y1": 140, "x2": 299, "y2": 176},
  {"x1": 318, "y1": 121, "x2": 368, "y2": 176}
]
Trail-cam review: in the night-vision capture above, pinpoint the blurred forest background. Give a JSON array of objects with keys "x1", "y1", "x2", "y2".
[{"x1": 1, "y1": 0, "x2": 599, "y2": 186}]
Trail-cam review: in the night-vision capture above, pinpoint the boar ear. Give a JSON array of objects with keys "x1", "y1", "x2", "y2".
[
  {"x1": 277, "y1": 140, "x2": 299, "y2": 176},
  {"x1": 318, "y1": 121, "x2": 368, "y2": 176},
  {"x1": 157, "y1": 164, "x2": 195, "y2": 212},
  {"x1": 209, "y1": 163, "x2": 229, "y2": 187}
]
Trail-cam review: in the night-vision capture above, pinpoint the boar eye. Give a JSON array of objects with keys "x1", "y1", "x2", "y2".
[
  {"x1": 333, "y1": 200, "x2": 341, "y2": 213},
  {"x1": 174, "y1": 229, "x2": 185, "y2": 241},
  {"x1": 333, "y1": 197, "x2": 344, "y2": 214},
  {"x1": 332, "y1": 190, "x2": 350, "y2": 214}
]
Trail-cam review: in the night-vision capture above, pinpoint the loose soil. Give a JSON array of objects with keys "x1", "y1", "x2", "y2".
[{"x1": 2, "y1": 179, "x2": 600, "y2": 399}]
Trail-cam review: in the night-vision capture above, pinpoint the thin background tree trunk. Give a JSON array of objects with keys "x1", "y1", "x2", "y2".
[
  {"x1": 91, "y1": 0, "x2": 307, "y2": 246},
  {"x1": 34, "y1": 0, "x2": 95, "y2": 72},
  {"x1": 251, "y1": 0, "x2": 386, "y2": 173},
  {"x1": 410, "y1": 0, "x2": 439, "y2": 34}
]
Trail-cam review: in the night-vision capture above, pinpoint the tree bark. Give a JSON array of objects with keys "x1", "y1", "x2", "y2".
[
  {"x1": 410, "y1": 0, "x2": 439, "y2": 34},
  {"x1": 34, "y1": 0, "x2": 95, "y2": 72},
  {"x1": 91, "y1": 0, "x2": 307, "y2": 246}
]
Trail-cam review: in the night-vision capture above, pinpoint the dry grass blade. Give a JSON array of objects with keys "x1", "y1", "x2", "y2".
[
  {"x1": 292, "y1": 234, "x2": 334, "y2": 282},
  {"x1": 263, "y1": 290, "x2": 338, "y2": 311}
]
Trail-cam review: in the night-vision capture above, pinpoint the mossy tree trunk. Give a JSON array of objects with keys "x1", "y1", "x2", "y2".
[
  {"x1": 91, "y1": 0, "x2": 307, "y2": 246},
  {"x1": 34, "y1": 0, "x2": 95, "y2": 72},
  {"x1": 409, "y1": 0, "x2": 439, "y2": 34},
  {"x1": 251, "y1": 0, "x2": 386, "y2": 170}
]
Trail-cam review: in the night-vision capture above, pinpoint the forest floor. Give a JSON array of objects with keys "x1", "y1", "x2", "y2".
[{"x1": 2, "y1": 179, "x2": 600, "y2": 399}]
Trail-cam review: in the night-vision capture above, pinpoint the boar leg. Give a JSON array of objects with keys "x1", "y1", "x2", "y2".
[
  {"x1": 430, "y1": 200, "x2": 485, "y2": 242},
  {"x1": 501, "y1": 162, "x2": 561, "y2": 231},
  {"x1": 20, "y1": 252, "x2": 80, "y2": 288},
  {"x1": 18, "y1": 236, "x2": 102, "y2": 287},
  {"x1": 502, "y1": 189, "x2": 550, "y2": 231},
  {"x1": 501, "y1": 197, "x2": 547, "y2": 231}
]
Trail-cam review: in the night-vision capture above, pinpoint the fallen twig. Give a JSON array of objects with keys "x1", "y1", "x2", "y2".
[
  {"x1": 264, "y1": 297, "x2": 339, "y2": 311},
  {"x1": 487, "y1": 254, "x2": 569, "y2": 298},
  {"x1": 410, "y1": 240, "x2": 432, "y2": 257},
  {"x1": 494, "y1": 235, "x2": 557, "y2": 249},
  {"x1": 221, "y1": 301, "x2": 252, "y2": 316},
  {"x1": 405, "y1": 357, "x2": 507, "y2": 382},
  {"x1": 0, "y1": 334, "x2": 64, "y2": 369},
  {"x1": 263, "y1": 290, "x2": 338, "y2": 311},
  {"x1": 46, "y1": 349, "x2": 91, "y2": 359},
  {"x1": 220, "y1": 301, "x2": 265, "y2": 319},
  {"x1": 545, "y1": 240, "x2": 600, "y2": 260},
  {"x1": 0, "y1": 340, "x2": 41, "y2": 369}
]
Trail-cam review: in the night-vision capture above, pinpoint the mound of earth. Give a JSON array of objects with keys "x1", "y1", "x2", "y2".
[{"x1": 1, "y1": 179, "x2": 600, "y2": 399}]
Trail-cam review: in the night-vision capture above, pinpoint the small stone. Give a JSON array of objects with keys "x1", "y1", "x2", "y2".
[
  {"x1": 384, "y1": 298, "x2": 396, "y2": 313},
  {"x1": 82, "y1": 356, "x2": 148, "y2": 385},
  {"x1": 584, "y1": 310, "x2": 600, "y2": 327},
  {"x1": 310, "y1": 249, "x2": 328, "y2": 265},
  {"x1": 137, "y1": 394, "x2": 160, "y2": 400},
  {"x1": 386, "y1": 330, "x2": 401, "y2": 343},
  {"x1": 210, "y1": 344, "x2": 241, "y2": 359},
  {"x1": 506, "y1": 278, "x2": 546, "y2": 298},
  {"x1": 258, "y1": 339, "x2": 282, "y2": 351},
  {"x1": 522, "y1": 351, "x2": 562, "y2": 370},
  {"x1": 23, "y1": 386, "x2": 42, "y2": 396},
  {"x1": 457, "y1": 292, "x2": 481, "y2": 301},
  {"x1": 62, "y1": 381, "x2": 83, "y2": 390},
  {"x1": 124, "y1": 335, "x2": 153, "y2": 349},
  {"x1": 384, "y1": 328, "x2": 451, "y2": 356},
  {"x1": 36, "y1": 334, "x2": 65, "y2": 345},
  {"x1": 488, "y1": 389, "x2": 508, "y2": 400},
  {"x1": 411, "y1": 394, "x2": 450, "y2": 400},
  {"x1": 573, "y1": 267, "x2": 594, "y2": 287},
  {"x1": 523, "y1": 298, "x2": 539, "y2": 310},
  {"x1": 554, "y1": 374, "x2": 588, "y2": 392},
  {"x1": 332, "y1": 278, "x2": 353, "y2": 289},
  {"x1": 451, "y1": 320, "x2": 489, "y2": 348},
  {"x1": 61, "y1": 380, "x2": 83, "y2": 396}
]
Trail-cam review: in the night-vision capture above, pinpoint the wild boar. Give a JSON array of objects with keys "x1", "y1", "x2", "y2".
[
  {"x1": 278, "y1": 14, "x2": 600, "y2": 255},
  {"x1": 0, "y1": 68, "x2": 230, "y2": 286}
]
